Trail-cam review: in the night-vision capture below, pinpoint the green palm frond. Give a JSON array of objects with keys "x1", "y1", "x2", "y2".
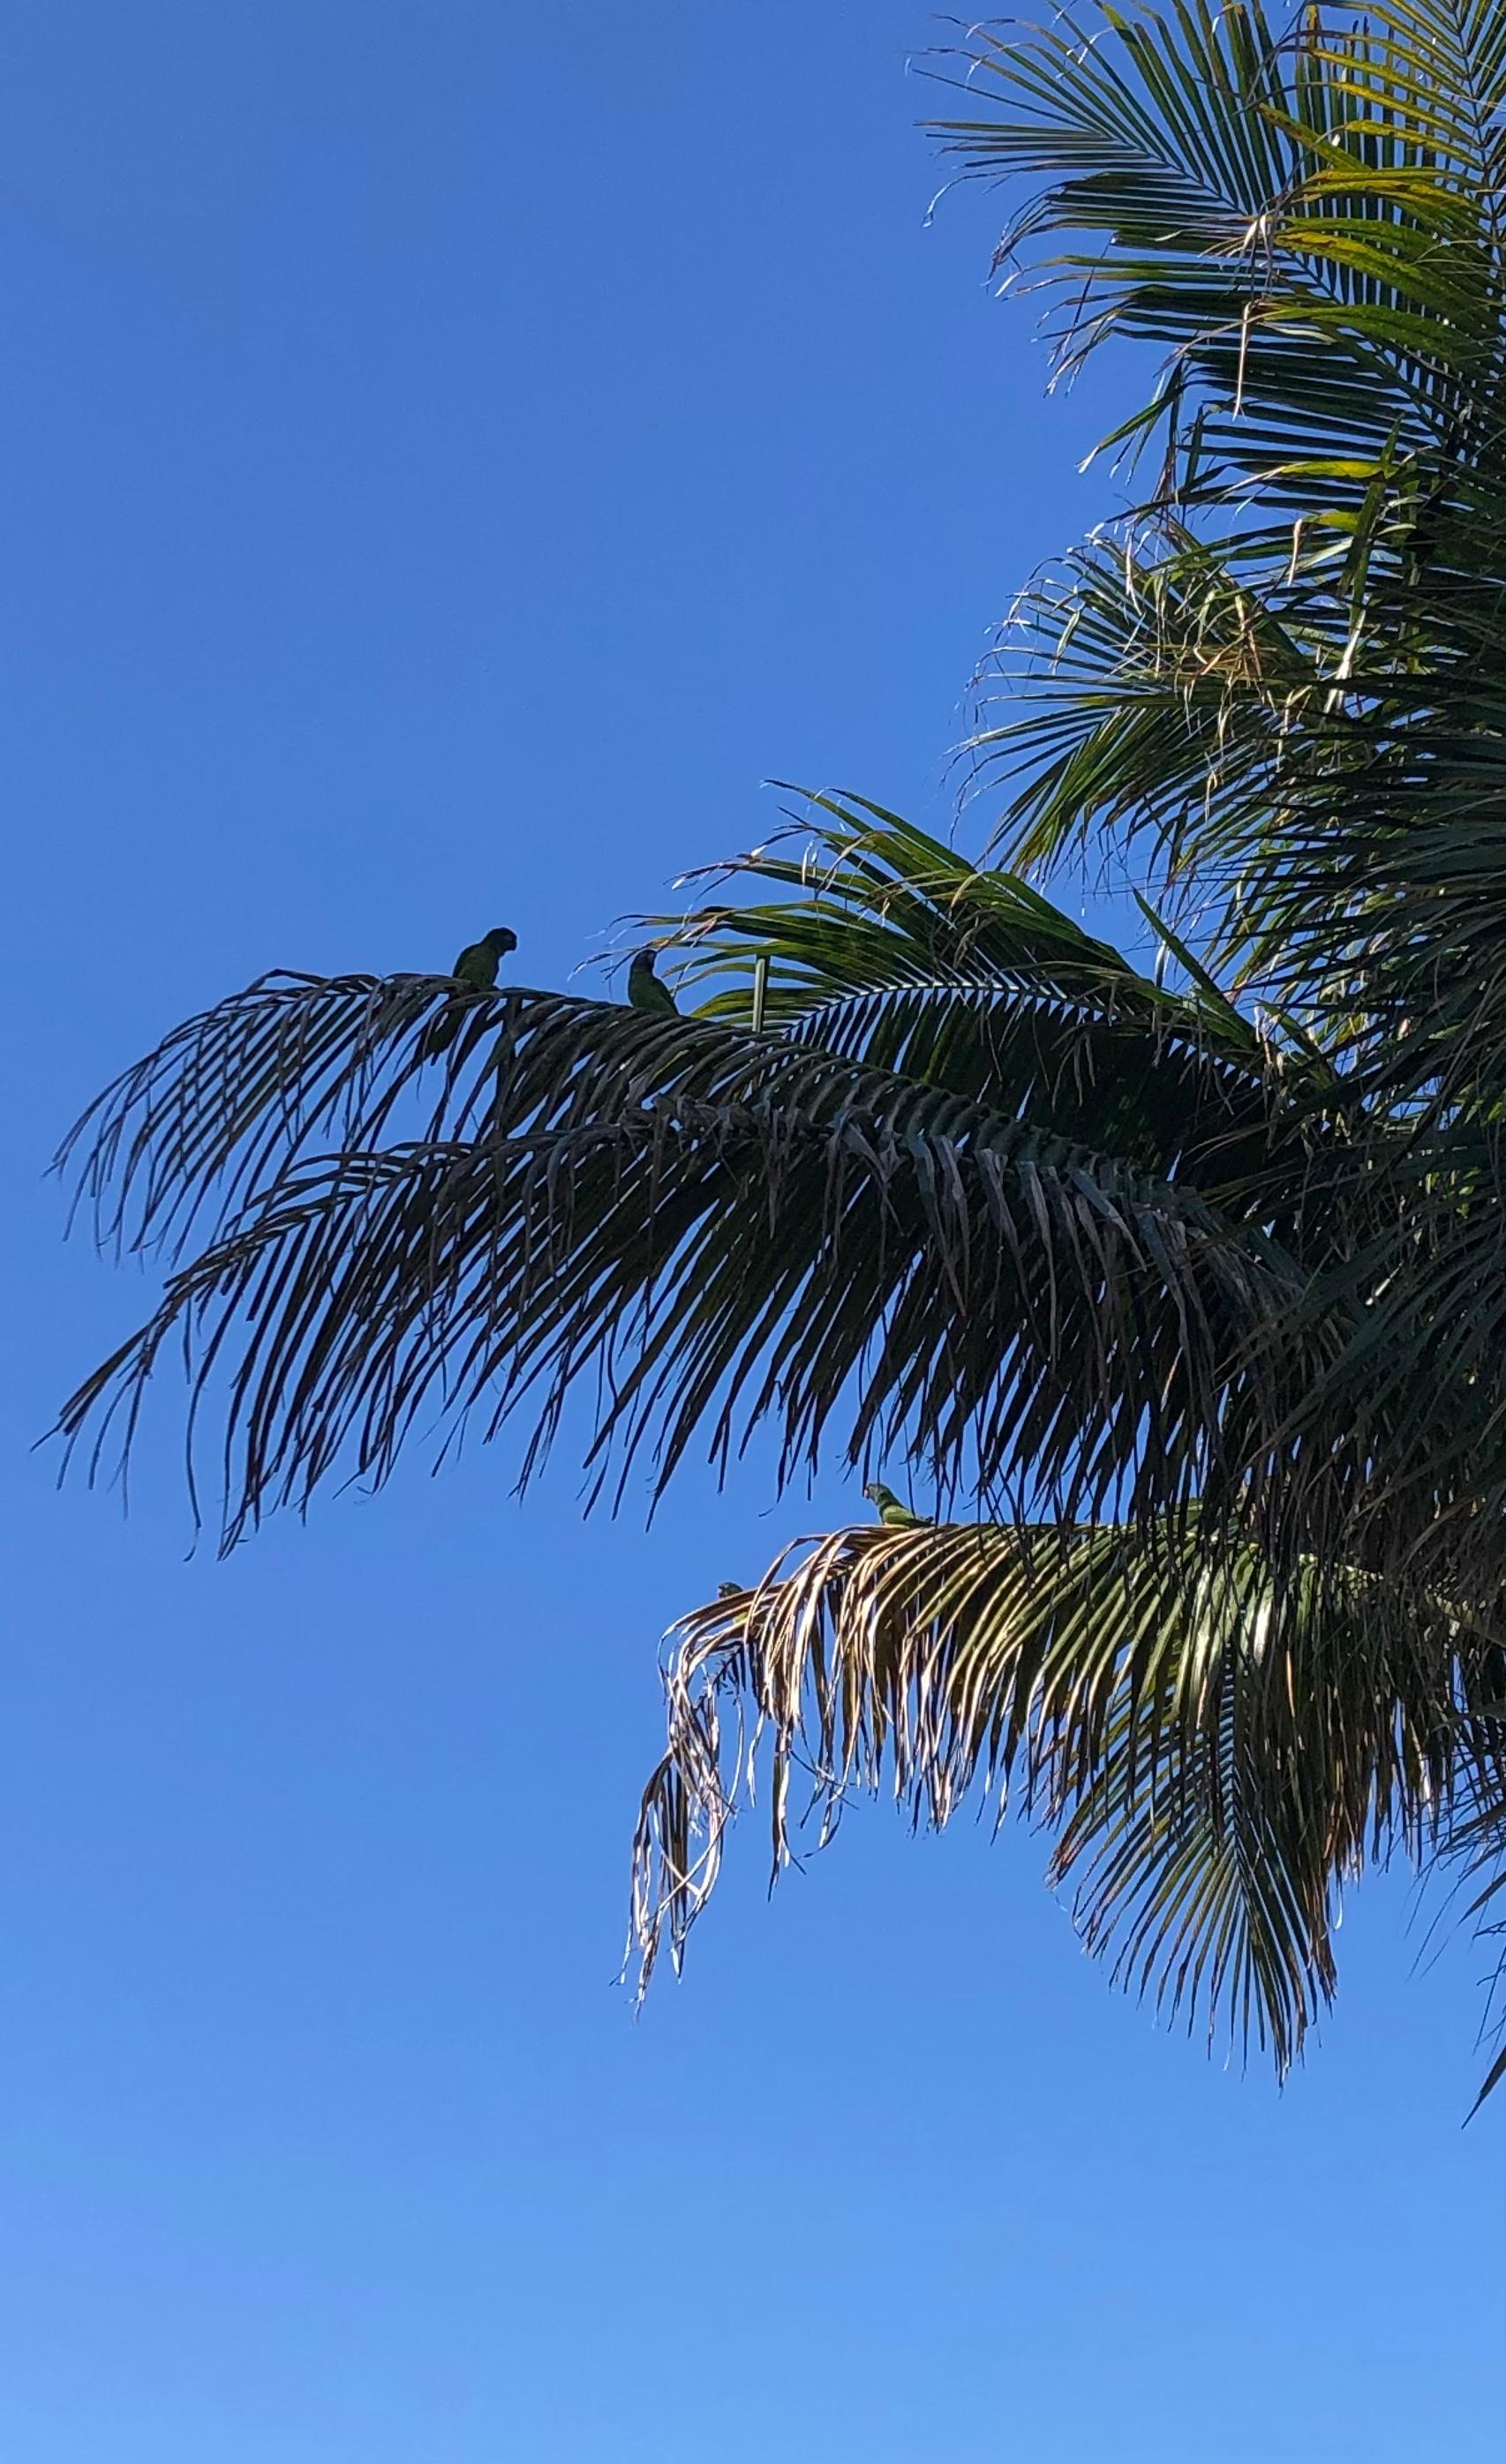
[
  {"x1": 972, "y1": 515, "x2": 1506, "y2": 1098},
  {"x1": 929, "y1": 2, "x2": 1506, "y2": 487},
  {"x1": 968, "y1": 523, "x2": 1323, "y2": 913},
  {"x1": 639, "y1": 794, "x2": 1313, "y2": 1174},
  {"x1": 934, "y1": 6, "x2": 1506, "y2": 1067}
]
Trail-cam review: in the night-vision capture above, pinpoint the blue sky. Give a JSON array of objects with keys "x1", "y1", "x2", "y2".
[{"x1": 4, "y1": 5, "x2": 1502, "y2": 2457}]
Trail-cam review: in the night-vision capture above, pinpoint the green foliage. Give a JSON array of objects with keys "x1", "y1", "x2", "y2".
[{"x1": 53, "y1": 4, "x2": 1506, "y2": 2089}]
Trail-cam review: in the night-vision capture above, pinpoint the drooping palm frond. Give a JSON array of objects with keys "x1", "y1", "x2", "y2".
[
  {"x1": 56, "y1": 968, "x2": 1306, "y2": 1549},
  {"x1": 65, "y1": 799, "x2": 1294, "y2": 1266},
  {"x1": 630, "y1": 1516, "x2": 1505, "y2": 2072},
  {"x1": 61, "y1": 787, "x2": 1378, "y2": 1551}
]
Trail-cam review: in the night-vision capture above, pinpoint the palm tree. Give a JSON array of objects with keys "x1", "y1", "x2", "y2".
[{"x1": 55, "y1": 2, "x2": 1506, "y2": 2092}]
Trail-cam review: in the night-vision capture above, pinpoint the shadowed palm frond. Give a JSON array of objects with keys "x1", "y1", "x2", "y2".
[
  {"x1": 56, "y1": 974, "x2": 1307, "y2": 1548},
  {"x1": 637, "y1": 793, "x2": 1319, "y2": 1175},
  {"x1": 60, "y1": 791, "x2": 1374, "y2": 1551}
]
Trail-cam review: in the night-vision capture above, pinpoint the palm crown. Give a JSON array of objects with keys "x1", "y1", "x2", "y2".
[{"x1": 54, "y1": 1, "x2": 1506, "y2": 2095}]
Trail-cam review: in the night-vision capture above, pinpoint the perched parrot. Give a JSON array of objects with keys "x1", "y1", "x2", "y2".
[
  {"x1": 863, "y1": 1480, "x2": 929, "y2": 1529},
  {"x1": 451, "y1": 925, "x2": 517, "y2": 989},
  {"x1": 628, "y1": 946, "x2": 678, "y2": 1016},
  {"x1": 716, "y1": 1581, "x2": 743, "y2": 1599},
  {"x1": 425, "y1": 926, "x2": 517, "y2": 1059}
]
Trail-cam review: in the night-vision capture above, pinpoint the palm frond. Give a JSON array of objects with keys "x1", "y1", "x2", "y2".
[
  {"x1": 928, "y1": 3, "x2": 1506, "y2": 492},
  {"x1": 640, "y1": 793, "x2": 1318, "y2": 1176},
  {"x1": 631, "y1": 1515, "x2": 1492, "y2": 2071},
  {"x1": 57, "y1": 980, "x2": 1302, "y2": 1548},
  {"x1": 60, "y1": 793, "x2": 1365, "y2": 1549},
  {"x1": 932, "y1": 6, "x2": 1506, "y2": 1074}
]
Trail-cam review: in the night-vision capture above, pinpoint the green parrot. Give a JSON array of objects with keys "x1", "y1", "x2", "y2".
[
  {"x1": 863, "y1": 1480, "x2": 929, "y2": 1529},
  {"x1": 716, "y1": 1580, "x2": 743, "y2": 1599},
  {"x1": 451, "y1": 925, "x2": 517, "y2": 990},
  {"x1": 627, "y1": 946, "x2": 678, "y2": 1016}
]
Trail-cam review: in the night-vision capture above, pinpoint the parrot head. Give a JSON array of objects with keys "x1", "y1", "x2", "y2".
[{"x1": 485, "y1": 927, "x2": 518, "y2": 955}]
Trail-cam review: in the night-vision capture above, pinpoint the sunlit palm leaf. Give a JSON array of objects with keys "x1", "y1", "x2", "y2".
[{"x1": 631, "y1": 1518, "x2": 1502, "y2": 2072}]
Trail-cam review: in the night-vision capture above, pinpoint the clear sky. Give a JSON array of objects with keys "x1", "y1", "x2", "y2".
[{"x1": 4, "y1": 5, "x2": 1502, "y2": 2457}]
